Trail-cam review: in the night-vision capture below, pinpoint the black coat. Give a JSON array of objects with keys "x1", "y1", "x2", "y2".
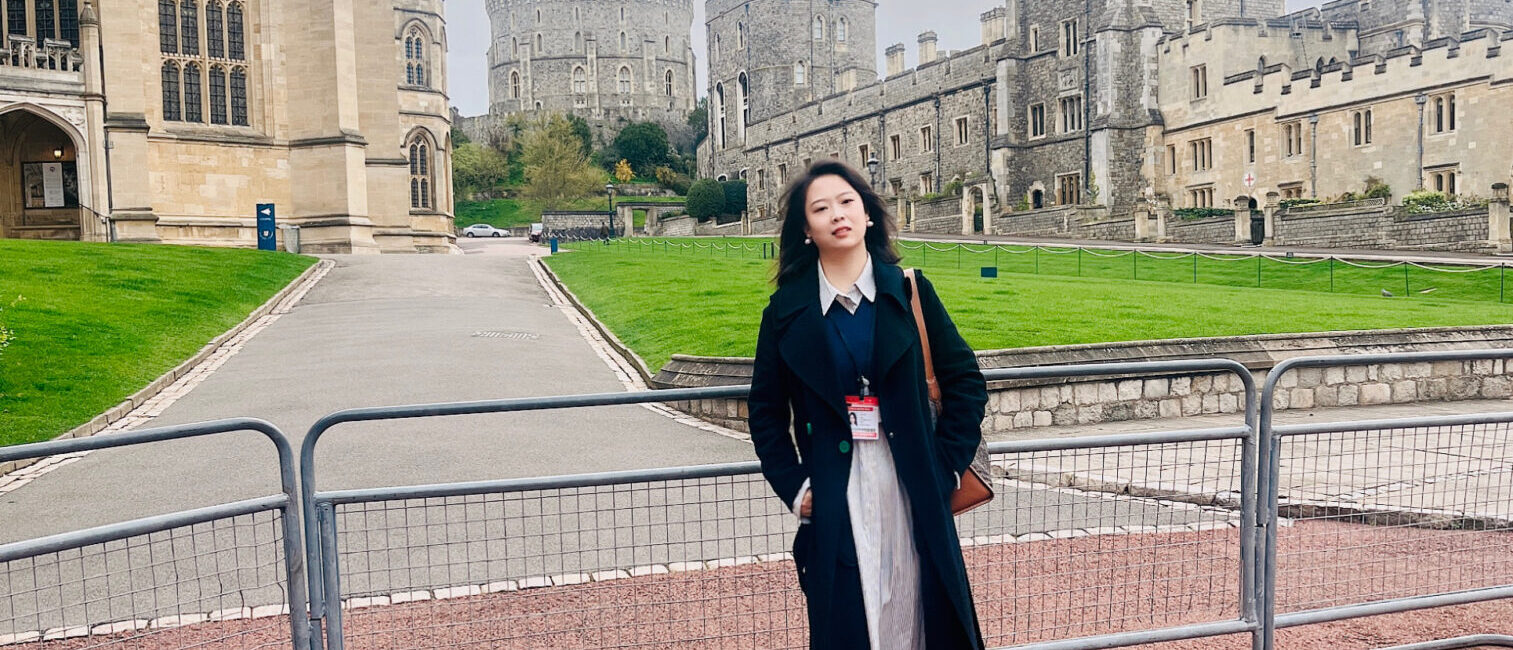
[{"x1": 748, "y1": 261, "x2": 988, "y2": 649}]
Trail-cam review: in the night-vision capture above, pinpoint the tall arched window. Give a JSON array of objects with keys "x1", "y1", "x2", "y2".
[
  {"x1": 206, "y1": 1, "x2": 224, "y2": 58},
  {"x1": 159, "y1": 0, "x2": 178, "y2": 53},
  {"x1": 405, "y1": 28, "x2": 427, "y2": 87},
  {"x1": 510, "y1": 71, "x2": 521, "y2": 99},
  {"x1": 794, "y1": 61, "x2": 807, "y2": 86},
  {"x1": 180, "y1": 0, "x2": 199, "y2": 55},
  {"x1": 714, "y1": 82, "x2": 726, "y2": 148},
  {"x1": 572, "y1": 66, "x2": 587, "y2": 94},
  {"x1": 226, "y1": 2, "x2": 244, "y2": 59},
  {"x1": 162, "y1": 61, "x2": 182, "y2": 120},
  {"x1": 812, "y1": 15, "x2": 824, "y2": 41},
  {"x1": 665, "y1": 69, "x2": 674, "y2": 96},
  {"x1": 230, "y1": 67, "x2": 248, "y2": 125},
  {"x1": 534, "y1": 33, "x2": 541, "y2": 53},
  {"x1": 737, "y1": 72, "x2": 749, "y2": 138},
  {"x1": 209, "y1": 65, "x2": 228, "y2": 124},
  {"x1": 408, "y1": 136, "x2": 433, "y2": 209},
  {"x1": 535, "y1": 8, "x2": 540, "y2": 23},
  {"x1": 574, "y1": 31, "x2": 583, "y2": 53},
  {"x1": 837, "y1": 18, "x2": 848, "y2": 42},
  {"x1": 664, "y1": 35, "x2": 670, "y2": 53},
  {"x1": 737, "y1": 22, "x2": 745, "y2": 49},
  {"x1": 619, "y1": 31, "x2": 627, "y2": 51},
  {"x1": 617, "y1": 66, "x2": 632, "y2": 94},
  {"x1": 183, "y1": 62, "x2": 203, "y2": 122}
]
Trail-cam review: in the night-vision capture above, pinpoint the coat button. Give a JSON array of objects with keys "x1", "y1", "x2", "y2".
[{"x1": 838, "y1": 441, "x2": 851, "y2": 454}]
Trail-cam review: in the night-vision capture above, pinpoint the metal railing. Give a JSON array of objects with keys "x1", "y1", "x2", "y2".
[
  {"x1": 0, "y1": 418, "x2": 309, "y2": 649},
  {"x1": 4, "y1": 353, "x2": 1512, "y2": 649}
]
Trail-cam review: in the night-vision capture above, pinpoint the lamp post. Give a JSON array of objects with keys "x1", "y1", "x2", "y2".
[
  {"x1": 606, "y1": 182, "x2": 617, "y2": 238},
  {"x1": 866, "y1": 154, "x2": 880, "y2": 191}
]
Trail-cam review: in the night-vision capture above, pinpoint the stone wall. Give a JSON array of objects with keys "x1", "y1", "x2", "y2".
[
  {"x1": 749, "y1": 217, "x2": 780, "y2": 235},
  {"x1": 695, "y1": 220, "x2": 743, "y2": 236},
  {"x1": 1272, "y1": 200, "x2": 1493, "y2": 252},
  {"x1": 542, "y1": 211, "x2": 626, "y2": 238},
  {"x1": 991, "y1": 206, "x2": 1131, "y2": 240},
  {"x1": 651, "y1": 326, "x2": 1513, "y2": 433},
  {"x1": 657, "y1": 215, "x2": 695, "y2": 237},
  {"x1": 1167, "y1": 215, "x2": 1236, "y2": 244},
  {"x1": 911, "y1": 196, "x2": 964, "y2": 234}
]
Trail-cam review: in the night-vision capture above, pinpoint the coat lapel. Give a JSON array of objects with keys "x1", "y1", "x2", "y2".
[
  {"x1": 871, "y1": 262, "x2": 917, "y2": 383},
  {"x1": 772, "y1": 267, "x2": 848, "y2": 420}
]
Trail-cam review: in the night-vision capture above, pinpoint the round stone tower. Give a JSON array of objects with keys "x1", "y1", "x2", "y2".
[
  {"x1": 485, "y1": 0, "x2": 697, "y2": 137},
  {"x1": 704, "y1": 0, "x2": 877, "y2": 153}
]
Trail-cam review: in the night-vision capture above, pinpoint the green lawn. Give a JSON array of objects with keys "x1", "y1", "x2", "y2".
[
  {"x1": 0, "y1": 240, "x2": 316, "y2": 447},
  {"x1": 456, "y1": 195, "x2": 687, "y2": 230},
  {"x1": 546, "y1": 238, "x2": 1513, "y2": 372}
]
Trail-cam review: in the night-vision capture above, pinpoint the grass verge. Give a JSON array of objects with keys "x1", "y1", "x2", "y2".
[
  {"x1": 0, "y1": 240, "x2": 316, "y2": 447},
  {"x1": 546, "y1": 238, "x2": 1513, "y2": 372}
]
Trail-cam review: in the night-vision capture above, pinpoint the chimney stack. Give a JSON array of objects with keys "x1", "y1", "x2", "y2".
[
  {"x1": 886, "y1": 43, "x2": 906, "y2": 76},
  {"x1": 918, "y1": 31, "x2": 939, "y2": 65},
  {"x1": 980, "y1": 8, "x2": 1007, "y2": 45}
]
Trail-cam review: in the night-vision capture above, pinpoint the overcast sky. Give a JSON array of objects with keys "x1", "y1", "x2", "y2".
[{"x1": 445, "y1": 1, "x2": 1327, "y2": 117}]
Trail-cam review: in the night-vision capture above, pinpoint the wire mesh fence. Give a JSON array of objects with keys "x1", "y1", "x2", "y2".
[
  {"x1": 0, "y1": 509, "x2": 294, "y2": 649},
  {"x1": 313, "y1": 433, "x2": 1255, "y2": 649},
  {"x1": 579, "y1": 238, "x2": 1513, "y2": 304},
  {"x1": 1270, "y1": 420, "x2": 1513, "y2": 615}
]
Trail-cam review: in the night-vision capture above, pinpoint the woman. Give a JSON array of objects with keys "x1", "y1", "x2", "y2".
[{"x1": 747, "y1": 160, "x2": 988, "y2": 649}]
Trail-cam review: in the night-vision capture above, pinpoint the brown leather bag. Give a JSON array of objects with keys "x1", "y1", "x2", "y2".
[{"x1": 904, "y1": 269, "x2": 994, "y2": 516}]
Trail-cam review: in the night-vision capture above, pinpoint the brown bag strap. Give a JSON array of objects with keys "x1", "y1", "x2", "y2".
[{"x1": 904, "y1": 269, "x2": 941, "y2": 406}]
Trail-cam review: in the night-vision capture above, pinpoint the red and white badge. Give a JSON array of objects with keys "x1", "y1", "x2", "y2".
[{"x1": 846, "y1": 396, "x2": 881, "y2": 440}]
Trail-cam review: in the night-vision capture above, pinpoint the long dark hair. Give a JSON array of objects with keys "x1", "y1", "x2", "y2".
[{"x1": 774, "y1": 159, "x2": 900, "y2": 286}]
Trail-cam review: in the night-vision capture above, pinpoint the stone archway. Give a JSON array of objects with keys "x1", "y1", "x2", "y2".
[
  {"x1": 0, "y1": 104, "x2": 93, "y2": 241},
  {"x1": 962, "y1": 184, "x2": 990, "y2": 235}
]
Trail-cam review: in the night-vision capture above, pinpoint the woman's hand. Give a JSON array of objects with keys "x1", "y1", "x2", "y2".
[{"x1": 800, "y1": 491, "x2": 813, "y2": 518}]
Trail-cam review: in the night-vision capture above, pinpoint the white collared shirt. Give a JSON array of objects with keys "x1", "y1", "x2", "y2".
[{"x1": 818, "y1": 255, "x2": 876, "y2": 316}]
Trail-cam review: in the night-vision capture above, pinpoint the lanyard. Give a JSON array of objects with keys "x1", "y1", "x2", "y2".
[{"x1": 826, "y1": 299, "x2": 873, "y2": 398}]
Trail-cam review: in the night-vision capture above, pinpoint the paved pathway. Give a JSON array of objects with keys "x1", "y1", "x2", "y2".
[{"x1": 0, "y1": 238, "x2": 754, "y2": 543}]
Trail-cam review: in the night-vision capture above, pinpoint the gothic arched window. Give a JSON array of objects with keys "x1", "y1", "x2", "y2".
[
  {"x1": 162, "y1": 61, "x2": 182, "y2": 120},
  {"x1": 159, "y1": 0, "x2": 178, "y2": 53},
  {"x1": 714, "y1": 82, "x2": 726, "y2": 148},
  {"x1": 619, "y1": 31, "x2": 627, "y2": 51},
  {"x1": 534, "y1": 33, "x2": 542, "y2": 53},
  {"x1": 230, "y1": 67, "x2": 248, "y2": 125},
  {"x1": 183, "y1": 62, "x2": 203, "y2": 122},
  {"x1": 405, "y1": 28, "x2": 427, "y2": 87},
  {"x1": 511, "y1": 71, "x2": 522, "y2": 99},
  {"x1": 812, "y1": 15, "x2": 824, "y2": 41},
  {"x1": 209, "y1": 65, "x2": 228, "y2": 124},
  {"x1": 617, "y1": 66, "x2": 632, "y2": 94},
  {"x1": 572, "y1": 66, "x2": 587, "y2": 94},
  {"x1": 737, "y1": 22, "x2": 745, "y2": 49},
  {"x1": 738, "y1": 72, "x2": 749, "y2": 136},
  {"x1": 665, "y1": 69, "x2": 674, "y2": 96},
  {"x1": 408, "y1": 136, "x2": 433, "y2": 210},
  {"x1": 575, "y1": 31, "x2": 583, "y2": 53},
  {"x1": 794, "y1": 61, "x2": 807, "y2": 86},
  {"x1": 206, "y1": 1, "x2": 224, "y2": 58},
  {"x1": 226, "y1": 2, "x2": 244, "y2": 60},
  {"x1": 664, "y1": 35, "x2": 670, "y2": 54},
  {"x1": 180, "y1": 0, "x2": 199, "y2": 55},
  {"x1": 838, "y1": 18, "x2": 848, "y2": 42}
]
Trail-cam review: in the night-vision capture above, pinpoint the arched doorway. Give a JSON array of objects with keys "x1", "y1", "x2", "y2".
[
  {"x1": 0, "y1": 106, "x2": 90, "y2": 240},
  {"x1": 965, "y1": 186, "x2": 987, "y2": 234}
]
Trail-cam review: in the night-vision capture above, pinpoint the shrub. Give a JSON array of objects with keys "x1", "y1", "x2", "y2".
[
  {"x1": 1279, "y1": 198, "x2": 1321, "y2": 210},
  {"x1": 1173, "y1": 207, "x2": 1235, "y2": 220},
  {"x1": 1402, "y1": 190, "x2": 1453, "y2": 214},
  {"x1": 1363, "y1": 176, "x2": 1392, "y2": 200},
  {"x1": 613, "y1": 122, "x2": 671, "y2": 175},
  {"x1": 721, "y1": 180, "x2": 748, "y2": 215},
  {"x1": 654, "y1": 166, "x2": 693, "y2": 195},
  {"x1": 687, "y1": 179, "x2": 726, "y2": 221},
  {"x1": 943, "y1": 179, "x2": 964, "y2": 197}
]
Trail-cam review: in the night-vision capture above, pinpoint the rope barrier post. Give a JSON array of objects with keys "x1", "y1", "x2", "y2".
[
  {"x1": 1034, "y1": 247, "x2": 1039, "y2": 275},
  {"x1": 1404, "y1": 262, "x2": 1411, "y2": 298},
  {"x1": 1502, "y1": 266, "x2": 1506, "y2": 303},
  {"x1": 1256, "y1": 255, "x2": 1262, "y2": 288},
  {"x1": 994, "y1": 246, "x2": 999, "y2": 271},
  {"x1": 957, "y1": 245, "x2": 962, "y2": 269},
  {"x1": 1192, "y1": 253, "x2": 1198, "y2": 284},
  {"x1": 1077, "y1": 247, "x2": 1083, "y2": 277},
  {"x1": 1133, "y1": 250, "x2": 1139, "y2": 280},
  {"x1": 1330, "y1": 258, "x2": 1335, "y2": 293}
]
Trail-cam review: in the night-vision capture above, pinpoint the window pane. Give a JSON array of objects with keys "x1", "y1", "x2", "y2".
[
  {"x1": 180, "y1": 0, "x2": 199, "y2": 55},
  {"x1": 59, "y1": 0, "x2": 79, "y2": 47},
  {"x1": 36, "y1": 0, "x2": 55, "y2": 41},
  {"x1": 230, "y1": 67, "x2": 248, "y2": 125},
  {"x1": 207, "y1": 1, "x2": 224, "y2": 58},
  {"x1": 209, "y1": 67, "x2": 227, "y2": 124},
  {"x1": 418, "y1": 144, "x2": 428, "y2": 175},
  {"x1": 162, "y1": 62, "x2": 181, "y2": 121},
  {"x1": 8, "y1": 0, "x2": 27, "y2": 42},
  {"x1": 227, "y1": 2, "x2": 244, "y2": 59},
  {"x1": 410, "y1": 179, "x2": 420, "y2": 208},
  {"x1": 184, "y1": 63, "x2": 203, "y2": 122}
]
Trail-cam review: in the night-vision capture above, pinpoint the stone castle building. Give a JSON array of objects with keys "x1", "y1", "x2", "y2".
[
  {"x1": 472, "y1": 0, "x2": 699, "y2": 146},
  {"x1": 1, "y1": 0, "x2": 454, "y2": 253},
  {"x1": 701, "y1": 0, "x2": 1513, "y2": 235}
]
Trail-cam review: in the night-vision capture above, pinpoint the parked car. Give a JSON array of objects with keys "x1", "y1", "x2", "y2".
[
  {"x1": 462, "y1": 224, "x2": 505, "y2": 238},
  {"x1": 528, "y1": 223, "x2": 545, "y2": 243}
]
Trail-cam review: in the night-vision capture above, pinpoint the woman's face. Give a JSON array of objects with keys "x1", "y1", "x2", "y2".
[{"x1": 803, "y1": 174, "x2": 868, "y2": 254}]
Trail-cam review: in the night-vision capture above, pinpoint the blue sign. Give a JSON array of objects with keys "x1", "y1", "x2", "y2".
[{"x1": 256, "y1": 203, "x2": 276, "y2": 251}]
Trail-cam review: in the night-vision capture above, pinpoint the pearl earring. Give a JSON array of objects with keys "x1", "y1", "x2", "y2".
[
  {"x1": 804, "y1": 236, "x2": 812, "y2": 245},
  {"x1": 866, "y1": 220, "x2": 874, "y2": 226}
]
